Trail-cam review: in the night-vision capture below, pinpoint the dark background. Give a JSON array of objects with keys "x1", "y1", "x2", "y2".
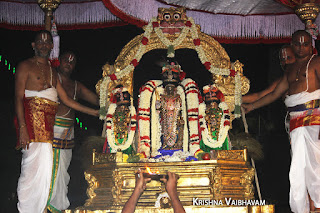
[{"x1": 0, "y1": 25, "x2": 293, "y2": 212}]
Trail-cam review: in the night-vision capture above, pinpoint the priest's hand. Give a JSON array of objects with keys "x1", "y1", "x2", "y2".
[{"x1": 19, "y1": 125, "x2": 30, "y2": 150}]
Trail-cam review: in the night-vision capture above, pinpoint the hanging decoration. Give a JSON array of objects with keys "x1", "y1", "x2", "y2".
[
  {"x1": 49, "y1": 18, "x2": 60, "y2": 68},
  {"x1": 277, "y1": 0, "x2": 320, "y2": 51},
  {"x1": 0, "y1": 0, "x2": 125, "y2": 31},
  {"x1": 2, "y1": 0, "x2": 320, "y2": 42}
]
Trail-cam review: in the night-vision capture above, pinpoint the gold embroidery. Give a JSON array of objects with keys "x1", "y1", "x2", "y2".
[
  {"x1": 52, "y1": 139, "x2": 74, "y2": 149},
  {"x1": 54, "y1": 117, "x2": 73, "y2": 127},
  {"x1": 290, "y1": 114, "x2": 320, "y2": 131},
  {"x1": 26, "y1": 97, "x2": 58, "y2": 143}
]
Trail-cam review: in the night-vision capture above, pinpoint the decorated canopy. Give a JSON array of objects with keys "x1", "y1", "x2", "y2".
[{"x1": 1, "y1": 0, "x2": 320, "y2": 43}]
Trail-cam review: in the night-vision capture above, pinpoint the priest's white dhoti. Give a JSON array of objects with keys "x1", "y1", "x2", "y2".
[
  {"x1": 285, "y1": 90, "x2": 320, "y2": 213},
  {"x1": 17, "y1": 143, "x2": 53, "y2": 213},
  {"x1": 47, "y1": 116, "x2": 74, "y2": 212}
]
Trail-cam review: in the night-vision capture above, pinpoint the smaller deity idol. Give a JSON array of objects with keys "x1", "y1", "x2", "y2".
[
  {"x1": 199, "y1": 85, "x2": 231, "y2": 151},
  {"x1": 103, "y1": 85, "x2": 136, "y2": 154}
]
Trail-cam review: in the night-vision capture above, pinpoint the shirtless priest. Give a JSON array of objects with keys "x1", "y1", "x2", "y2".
[
  {"x1": 15, "y1": 30, "x2": 98, "y2": 213},
  {"x1": 242, "y1": 30, "x2": 320, "y2": 213}
]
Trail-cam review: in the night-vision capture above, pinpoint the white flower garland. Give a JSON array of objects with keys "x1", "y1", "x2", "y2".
[
  {"x1": 234, "y1": 71, "x2": 242, "y2": 118},
  {"x1": 99, "y1": 76, "x2": 110, "y2": 120},
  {"x1": 138, "y1": 80, "x2": 162, "y2": 157},
  {"x1": 106, "y1": 103, "x2": 136, "y2": 152},
  {"x1": 99, "y1": 16, "x2": 242, "y2": 119},
  {"x1": 199, "y1": 102, "x2": 230, "y2": 148},
  {"x1": 188, "y1": 18, "x2": 242, "y2": 117},
  {"x1": 150, "y1": 86, "x2": 163, "y2": 156},
  {"x1": 180, "y1": 78, "x2": 200, "y2": 155}
]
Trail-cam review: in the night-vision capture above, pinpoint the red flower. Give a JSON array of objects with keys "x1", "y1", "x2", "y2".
[
  {"x1": 144, "y1": 142, "x2": 150, "y2": 148},
  {"x1": 49, "y1": 58, "x2": 60, "y2": 68},
  {"x1": 223, "y1": 110, "x2": 229, "y2": 114},
  {"x1": 216, "y1": 90, "x2": 225, "y2": 101},
  {"x1": 185, "y1": 21, "x2": 192, "y2": 27},
  {"x1": 224, "y1": 120, "x2": 230, "y2": 126},
  {"x1": 141, "y1": 36, "x2": 148, "y2": 45},
  {"x1": 152, "y1": 22, "x2": 159, "y2": 28},
  {"x1": 193, "y1": 38, "x2": 200, "y2": 46},
  {"x1": 108, "y1": 74, "x2": 117, "y2": 81},
  {"x1": 198, "y1": 93, "x2": 203, "y2": 103},
  {"x1": 179, "y1": 71, "x2": 186, "y2": 80},
  {"x1": 110, "y1": 93, "x2": 117, "y2": 103},
  {"x1": 131, "y1": 59, "x2": 139, "y2": 67},
  {"x1": 230, "y1": 69, "x2": 236, "y2": 77},
  {"x1": 203, "y1": 62, "x2": 211, "y2": 70}
]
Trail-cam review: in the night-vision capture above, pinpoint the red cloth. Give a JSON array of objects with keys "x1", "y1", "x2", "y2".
[{"x1": 15, "y1": 97, "x2": 58, "y2": 149}]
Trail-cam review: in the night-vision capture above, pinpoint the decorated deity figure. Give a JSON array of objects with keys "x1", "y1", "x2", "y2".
[
  {"x1": 157, "y1": 80, "x2": 184, "y2": 150},
  {"x1": 138, "y1": 60, "x2": 202, "y2": 158},
  {"x1": 103, "y1": 85, "x2": 136, "y2": 154},
  {"x1": 199, "y1": 85, "x2": 231, "y2": 152}
]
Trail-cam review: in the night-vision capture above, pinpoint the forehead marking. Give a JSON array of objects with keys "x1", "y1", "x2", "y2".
[
  {"x1": 68, "y1": 54, "x2": 74, "y2": 62},
  {"x1": 281, "y1": 48, "x2": 287, "y2": 60},
  {"x1": 299, "y1": 35, "x2": 305, "y2": 44},
  {"x1": 41, "y1": 33, "x2": 48, "y2": 41}
]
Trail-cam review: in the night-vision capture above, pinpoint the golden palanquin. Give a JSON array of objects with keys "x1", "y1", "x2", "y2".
[
  {"x1": 66, "y1": 8, "x2": 275, "y2": 213},
  {"x1": 65, "y1": 150, "x2": 275, "y2": 213}
]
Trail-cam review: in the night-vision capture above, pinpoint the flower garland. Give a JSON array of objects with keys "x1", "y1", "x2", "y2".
[
  {"x1": 138, "y1": 80, "x2": 162, "y2": 157},
  {"x1": 99, "y1": 16, "x2": 242, "y2": 119},
  {"x1": 199, "y1": 102, "x2": 230, "y2": 148},
  {"x1": 106, "y1": 103, "x2": 136, "y2": 152},
  {"x1": 138, "y1": 78, "x2": 200, "y2": 157},
  {"x1": 180, "y1": 78, "x2": 201, "y2": 155},
  {"x1": 188, "y1": 18, "x2": 241, "y2": 118}
]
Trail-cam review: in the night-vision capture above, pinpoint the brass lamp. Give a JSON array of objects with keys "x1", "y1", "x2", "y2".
[{"x1": 37, "y1": 0, "x2": 62, "y2": 30}]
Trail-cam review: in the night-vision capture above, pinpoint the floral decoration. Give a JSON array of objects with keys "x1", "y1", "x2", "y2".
[
  {"x1": 199, "y1": 101, "x2": 230, "y2": 148},
  {"x1": 99, "y1": 16, "x2": 242, "y2": 120},
  {"x1": 105, "y1": 103, "x2": 136, "y2": 152}
]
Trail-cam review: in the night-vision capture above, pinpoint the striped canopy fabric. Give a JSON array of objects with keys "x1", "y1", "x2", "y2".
[{"x1": 1, "y1": 0, "x2": 319, "y2": 42}]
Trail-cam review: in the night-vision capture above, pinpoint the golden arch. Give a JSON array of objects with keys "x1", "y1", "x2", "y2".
[{"x1": 96, "y1": 18, "x2": 250, "y2": 114}]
